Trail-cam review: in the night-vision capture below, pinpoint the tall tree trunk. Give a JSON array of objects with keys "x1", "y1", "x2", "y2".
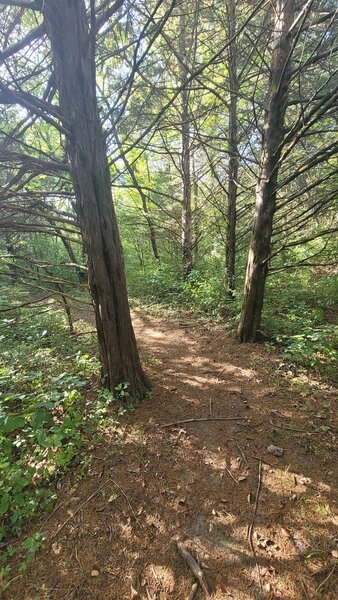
[
  {"x1": 43, "y1": 0, "x2": 149, "y2": 400},
  {"x1": 192, "y1": 156, "x2": 199, "y2": 262},
  {"x1": 179, "y1": 10, "x2": 193, "y2": 280},
  {"x1": 238, "y1": 0, "x2": 295, "y2": 342},
  {"x1": 225, "y1": 0, "x2": 238, "y2": 296},
  {"x1": 119, "y1": 149, "x2": 160, "y2": 262}
]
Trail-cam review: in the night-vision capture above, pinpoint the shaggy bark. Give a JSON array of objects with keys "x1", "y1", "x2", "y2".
[
  {"x1": 43, "y1": 0, "x2": 150, "y2": 399},
  {"x1": 225, "y1": 0, "x2": 239, "y2": 296},
  {"x1": 238, "y1": 0, "x2": 295, "y2": 342},
  {"x1": 179, "y1": 10, "x2": 193, "y2": 280}
]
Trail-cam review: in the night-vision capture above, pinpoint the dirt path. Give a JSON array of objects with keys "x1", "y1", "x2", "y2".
[{"x1": 6, "y1": 311, "x2": 337, "y2": 599}]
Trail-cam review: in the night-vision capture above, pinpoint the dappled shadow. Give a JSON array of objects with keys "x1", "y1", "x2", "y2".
[{"x1": 5, "y1": 310, "x2": 337, "y2": 599}]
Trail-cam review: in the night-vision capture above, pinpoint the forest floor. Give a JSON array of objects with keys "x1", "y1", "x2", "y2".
[{"x1": 5, "y1": 308, "x2": 338, "y2": 600}]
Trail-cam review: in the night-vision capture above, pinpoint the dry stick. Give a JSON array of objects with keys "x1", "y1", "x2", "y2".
[
  {"x1": 161, "y1": 416, "x2": 247, "y2": 428},
  {"x1": 252, "y1": 454, "x2": 278, "y2": 468},
  {"x1": 52, "y1": 478, "x2": 140, "y2": 539},
  {"x1": 39, "y1": 497, "x2": 71, "y2": 531},
  {"x1": 247, "y1": 460, "x2": 263, "y2": 592},
  {"x1": 315, "y1": 565, "x2": 336, "y2": 594},
  {"x1": 110, "y1": 477, "x2": 140, "y2": 527},
  {"x1": 209, "y1": 397, "x2": 213, "y2": 416},
  {"x1": 177, "y1": 542, "x2": 210, "y2": 599},
  {"x1": 224, "y1": 463, "x2": 240, "y2": 486},
  {"x1": 236, "y1": 442, "x2": 248, "y2": 466},
  {"x1": 51, "y1": 479, "x2": 112, "y2": 539}
]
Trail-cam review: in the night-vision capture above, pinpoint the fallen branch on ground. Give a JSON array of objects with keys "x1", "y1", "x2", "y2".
[
  {"x1": 177, "y1": 542, "x2": 210, "y2": 598},
  {"x1": 161, "y1": 416, "x2": 247, "y2": 428},
  {"x1": 247, "y1": 460, "x2": 263, "y2": 592}
]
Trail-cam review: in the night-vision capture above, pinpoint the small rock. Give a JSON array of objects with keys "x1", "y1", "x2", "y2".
[
  {"x1": 91, "y1": 570, "x2": 100, "y2": 577},
  {"x1": 268, "y1": 444, "x2": 284, "y2": 457},
  {"x1": 331, "y1": 550, "x2": 338, "y2": 558}
]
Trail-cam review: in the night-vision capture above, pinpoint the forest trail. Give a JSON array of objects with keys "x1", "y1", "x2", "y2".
[{"x1": 7, "y1": 311, "x2": 337, "y2": 600}]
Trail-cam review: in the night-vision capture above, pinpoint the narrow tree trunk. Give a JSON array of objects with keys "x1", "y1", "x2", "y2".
[
  {"x1": 43, "y1": 0, "x2": 150, "y2": 400},
  {"x1": 55, "y1": 282, "x2": 74, "y2": 334},
  {"x1": 121, "y1": 155, "x2": 159, "y2": 261},
  {"x1": 179, "y1": 10, "x2": 193, "y2": 280},
  {"x1": 238, "y1": 0, "x2": 295, "y2": 342},
  {"x1": 47, "y1": 218, "x2": 87, "y2": 284},
  {"x1": 192, "y1": 156, "x2": 199, "y2": 262},
  {"x1": 225, "y1": 0, "x2": 238, "y2": 296}
]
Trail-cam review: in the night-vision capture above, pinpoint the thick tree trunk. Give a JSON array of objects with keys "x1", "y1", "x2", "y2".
[
  {"x1": 225, "y1": 0, "x2": 238, "y2": 296},
  {"x1": 238, "y1": 0, "x2": 295, "y2": 342},
  {"x1": 43, "y1": 0, "x2": 149, "y2": 400},
  {"x1": 180, "y1": 11, "x2": 193, "y2": 280}
]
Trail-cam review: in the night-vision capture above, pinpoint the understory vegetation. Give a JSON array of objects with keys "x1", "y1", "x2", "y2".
[
  {"x1": 0, "y1": 303, "x2": 122, "y2": 580},
  {"x1": 124, "y1": 250, "x2": 337, "y2": 381}
]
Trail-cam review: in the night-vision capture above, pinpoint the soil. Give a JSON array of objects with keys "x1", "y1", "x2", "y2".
[{"x1": 4, "y1": 309, "x2": 338, "y2": 599}]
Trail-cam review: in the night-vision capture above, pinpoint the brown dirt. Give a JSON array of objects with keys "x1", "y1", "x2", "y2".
[{"x1": 4, "y1": 310, "x2": 338, "y2": 599}]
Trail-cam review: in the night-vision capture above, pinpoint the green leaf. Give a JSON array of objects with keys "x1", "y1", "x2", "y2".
[
  {"x1": 2, "y1": 416, "x2": 26, "y2": 433},
  {"x1": 30, "y1": 409, "x2": 52, "y2": 429},
  {"x1": 0, "y1": 493, "x2": 10, "y2": 516}
]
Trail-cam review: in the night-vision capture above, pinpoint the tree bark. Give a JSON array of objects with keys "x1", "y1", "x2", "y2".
[
  {"x1": 238, "y1": 0, "x2": 295, "y2": 342},
  {"x1": 225, "y1": 0, "x2": 238, "y2": 296},
  {"x1": 179, "y1": 10, "x2": 193, "y2": 280},
  {"x1": 43, "y1": 0, "x2": 150, "y2": 400}
]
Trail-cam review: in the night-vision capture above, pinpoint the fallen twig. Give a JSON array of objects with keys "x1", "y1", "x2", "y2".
[
  {"x1": 39, "y1": 497, "x2": 71, "y2": 531},
  {"x1": 236, "y1": 443, "x2": 248, "y2": 466},
  {"x1": 51, "y1": 479, "x2": 112, "y2": 539},
  {"x1": 50, "y1": 476, "x2": 136, "y2": 539},
  {"x1": 247, "y1": 460, "x2": 263, "y2": 592},
  {"x1": 315, "y1": 565, "x2": 336, "y2": 594},
  {"x1": 209, "y1": 397, "x2": 213, "y2": 416},
  {"x1": 252, "y1": 454, "x2": 278, "y2": 467},
  {"x1": 161, "y1": 416, "x2": 247, "y2": 428},
  {"x1": 109, "y1": 477, "x2": 140, "y2": 526},
  {"x1": 224, "y1": 463, "x2": 240, "y2": 486},
  {"x1": 270, "y1": 419, "x2": 316, "y2": 434},
  {"x1": 177, "y1": 542, "x2": 210, "y2": 598}
]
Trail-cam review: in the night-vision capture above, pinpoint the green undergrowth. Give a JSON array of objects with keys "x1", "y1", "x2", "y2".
[
  {"x1": 0, "y1": 308, "x2": 126, "y2": 583},
  {"x1": 263, "y1": 271, "x2": 338, "y2": 381},
  {"x1": 129, "y1": 261, "x2": 337, "y2": 381}
]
